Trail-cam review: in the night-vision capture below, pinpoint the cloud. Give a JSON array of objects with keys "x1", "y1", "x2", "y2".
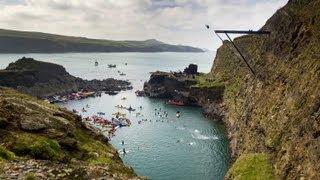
[{"x1": 0, "y1": 0, "x2": 288, "y2": 50}]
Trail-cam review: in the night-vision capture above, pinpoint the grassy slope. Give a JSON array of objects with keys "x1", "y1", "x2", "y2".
[
  {"x1": 206, "y1": 0, "x2": 320, "y2": 179},
  {"x1": 0, "y1": 28, "x2": 203, "y2": 53},
  {"x1": 0, "y1": 87, "x2": 139, "y2": 179}
]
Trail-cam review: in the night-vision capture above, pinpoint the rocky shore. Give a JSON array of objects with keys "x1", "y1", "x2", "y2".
[
  {"x1": 0, "y1": 57, "x2": 132, "y2": 98},
  {"x1": 143, "y1": 69, "x2": 225, "y2": 120},
  {"x1": 0, "y1": 87, "x2": 142, "y2": 179}
]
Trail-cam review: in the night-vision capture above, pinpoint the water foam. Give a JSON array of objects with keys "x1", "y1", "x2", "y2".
[{"x1": 191, "y1": 129, "x2": 218, "y2": 140}]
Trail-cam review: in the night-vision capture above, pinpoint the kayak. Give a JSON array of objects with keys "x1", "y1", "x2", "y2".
[
  {"x1": 115, "y1": 105, "x2": 127, "y2": 109},
  {"x1": 112, "y1": 112, "x2": 126, "y2": 117},
  {"x1": 166, "y1": 101, "x2": 185, "y2": 106}
]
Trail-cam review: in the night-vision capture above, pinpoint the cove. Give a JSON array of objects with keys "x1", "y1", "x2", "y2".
[{"x1": 0, "y1": 52, "x2": 230, "y2": 179}]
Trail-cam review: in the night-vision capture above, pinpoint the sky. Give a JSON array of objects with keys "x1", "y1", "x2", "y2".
[{"x1": 0, "y1": 0, "x2": 288, "y2": 50}]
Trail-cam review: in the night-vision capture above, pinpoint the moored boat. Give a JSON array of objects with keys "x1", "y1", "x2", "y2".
[{"x1": 166, "y1": 100, "x2": 185, "y2": 106}]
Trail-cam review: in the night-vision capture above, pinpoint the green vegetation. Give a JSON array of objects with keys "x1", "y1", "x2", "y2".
[
  {"x1": 75, "y1": 129, "x2": 136, "y2": 176},
  {"x1": 0, "y1": 28, "x2": 203, "y2": 53},
  {"x1": 0, "y1": 162, "x2": 4, "y2": 174},
  {"x1": 192, "y1": 74, "x2": 224, "y2": 88},
  {"x1": 24, "y1": 172, "x2": 37, "y2": 180},
  {"x1": 0, "y1": 87, "x2": 59, "y2": 110},
  {"x1": 75, "y1": 129, "x2": 114, "y2": 164},
  {"x1": 0, "y1": 145, "x2": 15, "y2": 160},
  {"x1": 226, "y1": 153, "x2": 274, "y2": 180},
  {"x1": 0, "y1": 87, "x2": 139, "y2": 178},
  {"x1": 9, "y1": 133, "x2": 64, "y2": 161}
]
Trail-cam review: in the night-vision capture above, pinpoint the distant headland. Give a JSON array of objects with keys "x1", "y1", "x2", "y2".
[{"x1": 0, "y1": 29, "x2": 204, "y2": 53}]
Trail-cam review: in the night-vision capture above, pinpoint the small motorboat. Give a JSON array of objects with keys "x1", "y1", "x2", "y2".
[
  {"x1": 121, "y1": 97, "x2": 127, "y2": 100},
  {"x1": 97, "y1": 112, "x2": 105, "y2": 115},
  {"x1": 108, "y1": 64, "x2": 116, "y2": 68},
  {"x1": 120, "y1": 72, "x2": 126, "y2": 76},
  {"x1": 166, "y1": 100, "x2": 185, "y2": 106},
  {"x1": 95, "y1": 61, "x2": 99, "y2": 66}
]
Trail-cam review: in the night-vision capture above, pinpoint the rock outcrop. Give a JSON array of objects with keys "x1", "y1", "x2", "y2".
[
  {"x1": 143, "y1": 71, "x2": 197, "y2": 99},
  {"x1": 143, "y1": 71, "x2": 225, "y2": 119},
  {"x1": 203, "y1": 0, "x2": 320, "y2": 179},
  {"x1": 0, "y1": 57, "x2": 131, "y2": 98},
  {"x1": 0, "y1": 87, "x2": 141, "y2": 179}
]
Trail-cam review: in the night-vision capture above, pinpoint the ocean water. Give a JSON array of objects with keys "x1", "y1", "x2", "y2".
[{"x1": 0, "y1": 52, "x2": 229, "y2": 180}]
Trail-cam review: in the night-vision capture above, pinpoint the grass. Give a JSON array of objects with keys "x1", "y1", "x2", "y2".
[
  {"x1": 0, "y1": 87, "x2": 59, "y2": 110},
  {"x1": 75, "y1": 129, "x2": 114, "y2": 164},
  {"x1": 9, "y1": 133, "x2": 64, "y2": 161},
  {"x1": 192, "y1": 74, "x2": 224, "y2": 88},
  {"x1": 0, "y1": 161, "x2": 4, "y2": 174},
  {"x1": 74, "y1": 129, "x2": 136, "y2": 176},
  {"x1": 0, "y1": 145, "x2": 15, "y2": 160},
  {"x1": 24, "y1": 172, "x2": 36, "y2": 180},
  {"x1": 226, "y1": 153, "x2": 274, "y2": 180}
]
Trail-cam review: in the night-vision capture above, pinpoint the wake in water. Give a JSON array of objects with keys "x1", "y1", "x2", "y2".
[
  {"x1": 191, "y1": 129, "x2": 218, "y2": 140},
  {"x1": 175, "y1": 126, "x2": 186, "y2": 130}
]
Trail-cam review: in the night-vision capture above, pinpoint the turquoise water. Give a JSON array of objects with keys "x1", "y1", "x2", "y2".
[{"x1": 0, "y1": 52, "x2": 229, "y2": 180}]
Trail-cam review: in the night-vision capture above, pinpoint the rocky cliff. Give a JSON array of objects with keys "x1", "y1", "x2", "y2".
[
  {"x1": 143, "y1": 71, "x2": 225, "y2": 119},
  {"x1": 204, "y1": 0, "x2": 320, "y2": 179},
  {"x1": 0, "y1": 57, "x2": 131, "y2": 98},
  {"x1": 0, "y1": 87, "x2": 141, "y2": 179}
]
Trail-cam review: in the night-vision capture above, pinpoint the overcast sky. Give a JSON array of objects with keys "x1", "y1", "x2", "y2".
[{"x1": 0, "y1": 0, "x2": 288, "y2": 50}]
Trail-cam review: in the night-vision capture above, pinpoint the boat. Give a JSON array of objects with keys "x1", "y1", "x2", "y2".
[
  {"x1": 49, "y1": 96, "x2": 63, "y2": 103},
  {"x1": 97, "y1": 112, "x2": 105, "y2": 115},
  {"x1": 121, "y1": 97, "x2": 127, "y2": 100},
  {"x1": 95, "y1": 61, "x2": 99, "y2": 66},
  {"x1": 106, "y1": 91, "x2": 119, "y2": 95},
  {"x1": 108, "y1": 64, "x2": 116, "y2": 68},
  {"x1": 115, "y1": 105, "x2": 127, "y2": 109},
  {"x1": 120, "y1": 72, "x2": 126, "y2": 76},
  {"x1": 112, "y1": 112, "x2": 126, "y2": 117},
  {"x1": 79, "y1": 91, "x2": 96, "y2": 98},
  {"x1": 166, "y1": 100, "x2": 185, "y2": 106}
]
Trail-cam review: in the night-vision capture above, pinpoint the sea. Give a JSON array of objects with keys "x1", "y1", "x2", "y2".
[{"x1": 0, "y1": 52, "x2": 229, "y2": 180}]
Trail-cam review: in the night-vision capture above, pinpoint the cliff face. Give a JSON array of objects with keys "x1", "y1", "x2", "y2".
[
  {"x1": 0, "y1": 57, "x2": 131, "y2": 98},
  {"x1": 0, "y1": 87, "x2": 140, "y2": 179},
  {"x1": 206, "y1": 0, "x2": 320, "y2": 179}
]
